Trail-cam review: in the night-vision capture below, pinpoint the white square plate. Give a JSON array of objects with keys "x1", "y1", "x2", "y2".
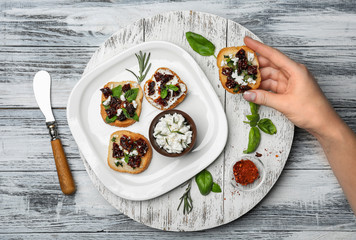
[{"x1": 67, "y1": 41, "x2": 228, "y2": 201}]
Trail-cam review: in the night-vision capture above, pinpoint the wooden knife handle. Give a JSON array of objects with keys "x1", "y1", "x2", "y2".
[{"x1": 51, "y1": 139, "x2": 76, "y2": 195}]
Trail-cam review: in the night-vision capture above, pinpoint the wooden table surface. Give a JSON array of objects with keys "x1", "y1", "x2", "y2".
[{"x1": 1, "y1": 0, "x2": 355, "y2": 239}]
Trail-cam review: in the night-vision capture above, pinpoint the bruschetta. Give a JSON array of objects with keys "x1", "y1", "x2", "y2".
[
  {"x1": 217, "y1": 46, "x2": 261, "y2": 94},
  {"x1": 100, "y1": 81, "x2": 143, "y2": 127},
  {"x1": 107, "y1": 130, "x2": 152, "y2": 174},
  {"x1": 144, "y1": 67, "x2": 187, "y2": 110}
]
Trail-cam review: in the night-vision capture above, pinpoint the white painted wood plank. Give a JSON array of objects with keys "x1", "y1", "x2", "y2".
[
  {"x1": 1, "y1": 108, "x2": 355, "y2": 172},
  {"x1": 1, "y1": 231, "x2": 356, "y2": 240},
  {"x1": 1, "y1": 46, "x2": 355, "y2": 108},
  {"x1": 0, "y1": 170, "x2": 354, "y2": 233},
  {"x1": 139, "y1": 10, "x2": 227, "y2": 231},
  {"x1": 1, "y1": 0, "x2": 356, "y2": 46}
]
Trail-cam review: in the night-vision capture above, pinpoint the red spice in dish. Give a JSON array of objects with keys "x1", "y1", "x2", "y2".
[{"x1": 233, "y1": 159, "x2": 259, "y2": 185}]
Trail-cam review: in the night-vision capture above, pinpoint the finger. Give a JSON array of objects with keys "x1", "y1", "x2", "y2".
[
  {"x1": 243, "y1": 90, "x2": 285, "y2": 111},
  {"x1": 257, "y1": 55, "x2": 278, "y2": 69},
  {"x1": 244, "y1": 36, "x2": 299, "y2": 73},
  {"x1": 259, "y1": 79, "x2": 279, "y2": 93},
  {"x1": 260, "y1": 67, "x2": 288, "y2": 82}
]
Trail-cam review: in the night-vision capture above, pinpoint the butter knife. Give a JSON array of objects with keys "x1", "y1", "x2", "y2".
[{"x1": 33, "y1": 71, "x2": 76, "y2": 195}]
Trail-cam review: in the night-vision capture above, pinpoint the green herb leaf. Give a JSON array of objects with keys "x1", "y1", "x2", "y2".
[
  {"x1": 249, "y1": 102, "x2": 259, "y2": 115},
  {"x1": 111, "y1": 137, "x2": 116, "y2": 142},
  {"x1": 160, "y1": 87, "x2": 168, "y2": 99},
  {"x1": 132, "y1": 112, "x2": 139, "y2": 122},
  {"x1": 124, "y1": 153, "x2": 129, "y2": 163},
  {"x1": 124, "y1": 88, "x2": 139, "y2": 102},
  {"x1": 112, "y1": 85, "x2": 122, "y2": 98},
  {"x1": 166, "y1": 84, "x2": 179, "y2": 91},
  {"x1": 121, "y1": 108, "x2": 139, "y2": 122},
  {"x1": 212, "y1": 182, "x2": 222, "y2": 193},
  {"x1": 258, "y1": 118, "x2": 277, "y2": 135},
  {"x1": 195, "y1": 169, "x2": 213, "y2": 196},
  {"x1": 177, "y1": 180, "x2": 193, "y2": 215},
  {"x1": 122, "y1": 108, "x2": 130, "y2": 119},
  {"x1": 106, "y1": 115, "x2": 117, "y2": 123},
  {"x1": 126, "y1": 51, "x2": 152, "y2": 84},
  {"x1": 246, "y1": 114, "x2": 260, "y2": 127},
  {"x1": 115, "y1": 161, "x2": 123, "y2": 167},
  {"x1": 243, "y1": 127, "x2": 261, "y2": 154},
  {"x1": 186, "y1": 32, "x2": 216, "y2": 56},
  {"x1": 173, "y1": 131, "x2": 184, "y2": 135}
]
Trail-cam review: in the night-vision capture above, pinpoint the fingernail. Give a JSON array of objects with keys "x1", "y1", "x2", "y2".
[{"x1": 243, "y1": 91, "x2": 256, "y2": 102}]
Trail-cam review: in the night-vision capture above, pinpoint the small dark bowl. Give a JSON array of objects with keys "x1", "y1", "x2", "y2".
[{"x1": 149, "y1": 109, "x2": 197, "y2": 157}]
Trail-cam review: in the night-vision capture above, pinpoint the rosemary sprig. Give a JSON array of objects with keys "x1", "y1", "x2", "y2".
[
  {"x1": 177, "y1": 180, "x2": 193, "y2": 214},
  {"x1": 126, "y1": 51, "x2": 152, "y2": 84}
]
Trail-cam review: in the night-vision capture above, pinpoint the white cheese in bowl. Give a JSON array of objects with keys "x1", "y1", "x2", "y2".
[{"x1": 153, "y1": 113, "x2": 193, "y2": 153}]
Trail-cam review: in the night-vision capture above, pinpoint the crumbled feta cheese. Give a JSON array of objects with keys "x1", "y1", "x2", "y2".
[
  {"x1": 170, "y1": 76, "x2": 178, "y2": 85},
  {"x1": 132, "y1": 100, "x2": 138, "y2": 108},
  {"x1": 130, "y1": 150, "x2": 138, "y2": 156},
  {"x1": 120, "y1": 95, "x2": 125, "y2": 101},
  {"x1": 234, "y1": 75, "x2": 245, "y2": 85},
  {"x1": 231, "y1": 70, "x2": 239, "y2": 80},
  {"x1": 124, "y1": 149, "x2": 128, "y2": 154},
  {"x1": 231, "y1": 57, "x2": 239, "y2": 65},
  {"x1": 247, "y1": 52, "x2": 255, "y2": 62},
  {"x1": 116, "y1": 109, "x2": 122, "y2": 116},
  {"x1": 247, "y1": 78, "x2": 256, "y2": 85},
  {"x1": 229, "y1": 54, "x2": 233, "y2": 58},
  {"x1": 220, "y1": 60, "x2": 227, "y2": 66},
  {"x1": 110, "y1": 84, "x2": 114, "y2": 89},
  {"x1": 103, "y1": 96, "x2": 111, "y2": 106}
]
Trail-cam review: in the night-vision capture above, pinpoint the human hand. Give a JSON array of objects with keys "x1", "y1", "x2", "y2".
[{"x1": 242, "y1": 36, "x2": 341, "y2": 136}]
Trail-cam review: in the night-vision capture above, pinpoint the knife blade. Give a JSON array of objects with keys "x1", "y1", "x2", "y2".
[{"x1": 33, "y1": 71, "x2": 76, "y2": 195}]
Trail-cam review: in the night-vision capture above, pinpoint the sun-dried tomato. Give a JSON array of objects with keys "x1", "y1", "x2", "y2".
[
  {"x1": 135, "y1": 138, "x2": 148, "y2": 156},
  {"x1": 112, "y1": 143, "x2": 124, "y2": 158},
  {"x1": 128, "y1": 155, "x2": 141, "y2": 169},
  {"x1": 105, "y1": 108, "x2": 117, "y2": 118},
  {"x1": 100, "y1": 87, "x2": 112, "y2": 98},
  {"x1": 122, "y1": 83, "x2": 131, "y2": 93},
  {"x1": 120, "y1": 135, "x2": 134, "y2": 150}
]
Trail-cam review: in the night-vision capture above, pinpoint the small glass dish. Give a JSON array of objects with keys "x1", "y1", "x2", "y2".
[{"x1": 229, "y1": 155, "x2": 265, "y2": 192}]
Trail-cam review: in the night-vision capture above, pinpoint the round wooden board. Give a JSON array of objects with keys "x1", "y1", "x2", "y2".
[{"x1": 80, "y1": 11, "x2": 294, "y2": 231}]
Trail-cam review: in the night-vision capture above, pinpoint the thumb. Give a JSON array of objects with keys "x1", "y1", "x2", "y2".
[{"x1": 243, "y1": 90, "x2": 283, "y2": 110}]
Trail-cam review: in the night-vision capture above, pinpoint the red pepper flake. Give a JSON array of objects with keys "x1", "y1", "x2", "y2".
[
  {"x1": 233, "y1": 159, "x2": 259, "y2": 186},
  {"x1": 276, "y1": 155, "x2": 279, "y2": 157}
]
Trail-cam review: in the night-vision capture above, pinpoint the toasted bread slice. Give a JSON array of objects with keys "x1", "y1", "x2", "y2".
[
  {"x1": 217, "y1": 46, "x2": 261, "y2": 94},
  {"x1": 144, "y1": 67, "x2": 187, "y2": 110},
  {"x1": 108, "y1": 130, "x2": 152, "y2": 174},
  {"x1": 100, "y1": 81, "x2": 143, "y2": 127}
]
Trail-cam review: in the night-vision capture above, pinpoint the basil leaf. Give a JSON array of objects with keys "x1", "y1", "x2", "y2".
[
  {"x1": 106, "y1": 116, "x2": 117, "y2": 123},
  {"x1": 132, "y1": 112, "x2": 139, "y2": 122},
  {"x1": 246, "y1": 114, "x2": 260, "y2": 127},
  {"x1": 186, "y1": 32, "x2": 216, "y2": 56},
  {"x1": 258, "y1": 118, "x2": 277, "y2": 135},
  {"x1": 122, "y1": 108, "x2": 139, "y2": 122},
  {"x1": 111, "y1": 137, "x2": 116, "y2": 142},
  {"x1": 160, "y1": 87, "x2": 168, "y2": 99},
  {"x1": 166, "y1": 84, "x2": 179, "y2": 91},
  {"x1": 124, "y1": 153, "x2": 129, "y2": 163},
  {"x1": 115, "y1": 161, "x2": 123, "y2": 167},
  {"x1": 249, "y1": 102, "x2": 259, "y2": 115},
  {"x1": 124, "y1": 88, "x2": 139, "y2": 102},
  {"x1": 243, "y1": 127, "x2": 261, "y2": 154},
  {"x1": 212, "y1": 182, "x2": 222, "y2": 193},
  {"x1": 195, "y1": 169, "x2": 213, "y2": 196},
  {"x1": 122, "y1": 108, "x2": 130, "y2": 118},
  {"x1": 112, "y1": 85, "x2": 122, "y2": 98}
]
